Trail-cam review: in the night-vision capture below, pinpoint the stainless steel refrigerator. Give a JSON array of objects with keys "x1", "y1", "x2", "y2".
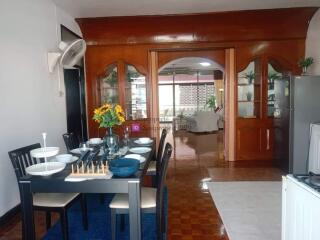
[{"x1": 273, "y1": 75, "x2": 320, "y2": 174}]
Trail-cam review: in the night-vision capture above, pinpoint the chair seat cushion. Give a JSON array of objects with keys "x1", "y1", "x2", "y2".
[
  {"x1": 147, "y1": 161, "x2": 156, "y2": 172},
  {"x1": 33, "y1": 193, "x2": 79, "y2": 207},
  {"x1": 109, "y1": 187, "x2": 156, "y2": 209}
]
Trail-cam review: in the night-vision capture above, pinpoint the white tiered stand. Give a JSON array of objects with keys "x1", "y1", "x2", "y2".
[{"x1": 26, "y1": 133, "x2": 64, "y2": 176}]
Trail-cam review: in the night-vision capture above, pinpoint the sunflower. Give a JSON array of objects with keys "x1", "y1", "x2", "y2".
[{"x1": 93, "y1": 104, "x2": 125, "y2": 128}]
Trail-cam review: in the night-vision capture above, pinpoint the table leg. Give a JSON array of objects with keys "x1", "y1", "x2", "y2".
[
  {"x1": 20, "y1": 180, "x2": 35, "y2": 240},
  {"x1": 172, "y1": 119, "x2": 176, "y2": 133},
  {"x1": 128, "y1": 180, "x2": 141, "y2": 240}
]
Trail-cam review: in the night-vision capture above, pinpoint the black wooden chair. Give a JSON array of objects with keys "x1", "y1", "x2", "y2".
[
  {"x1": 147, "y1": 129, "x2": 167, "y2": 185},
  {"x1": 8, "y1": 143, "x2": 88, "y2": 240},
  {"x1": 109, "y1": 143, "x2": 172, "y2": 240},
  {"x1": 63, "y1": 132, "x2": 80, "y2": 152}
]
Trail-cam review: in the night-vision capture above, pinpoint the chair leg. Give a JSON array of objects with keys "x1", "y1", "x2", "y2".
[
  {"x1": 80, "y1": 194, "x2": 88, "y2": 230},
  {"x1": 60, "y1": 209, "x2": 69, "y2": 240},
  {"x1": 157, "y1": 215, "x2": 162, "y2": 240},
  {"x1": 120, "y1": 214, "x2": 125, "y2": 232},
  {"x1": 151, "y1": 175, "x2": 157, "y2": 187},
  {"x1": 99, "y1": 193, "x2": 105, "y2": 204},
  {"x1": 111, "y1": 208, "x2": 116, "y2": 240},
  {"x1": 45, "y1": 211, "x2": 51, "y2": 230}
]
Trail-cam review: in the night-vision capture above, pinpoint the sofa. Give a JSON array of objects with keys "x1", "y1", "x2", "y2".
[{"x1": 185, "y1": 111, "x2": 219, "y2": 133}]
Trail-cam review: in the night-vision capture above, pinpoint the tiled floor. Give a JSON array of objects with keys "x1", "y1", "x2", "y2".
[{"x1": 0, "y1": 129, "x2": 283, "y2": 240}]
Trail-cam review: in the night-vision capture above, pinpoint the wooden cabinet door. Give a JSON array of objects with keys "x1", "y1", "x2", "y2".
[
  {"x1": 236, "y1": 118, "x2": 273, "y2": 160},
  {"x1": 94, "y1": 61, "x2": 151, "y2": 138},
  {"x1": 235, "y1": 56, "x2": 289, "y2": 161}
]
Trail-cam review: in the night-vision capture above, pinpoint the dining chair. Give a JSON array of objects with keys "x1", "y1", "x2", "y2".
[
  {"x1": 109, "y1": 142, "x2": 172, "y2": 240},
  {"x1": 8, "y1": 143, "x2": 88, "y2": 240},
  {"x1": 147, "y1": 129, "x2": 167, "y2": 185},
  {"x1": 63, "y1": 132, "x2": 80, "y2": 152}
]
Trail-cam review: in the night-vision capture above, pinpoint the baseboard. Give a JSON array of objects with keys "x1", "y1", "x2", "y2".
[{"x1": 0, "y1": 204, "x2": 20, "y2": 226}]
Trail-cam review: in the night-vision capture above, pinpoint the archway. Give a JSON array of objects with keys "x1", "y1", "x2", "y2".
[{"x1": 157, "y1": 56, "x2": 226, "y2": 163}]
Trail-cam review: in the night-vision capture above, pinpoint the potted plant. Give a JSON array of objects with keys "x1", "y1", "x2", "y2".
[
  {"x1": 268, "y1": 72, "x2": 281, "y2": 90},
  {"x1": 246, "y1": 92, "x2": 253, "y2": 101},
  {"x1": 177, "y1": 109, "x2": 185, "y2": 119},
  {"x1": 206, "y1": 95, "x2": 216, "y2": 111},
  {"x1": 298, "y1": 57, "x2": 314, "y2": 75},
  {"x1": 244, "y1": 71, "x2": 255, "y2": 84},
  {"x1": 93, "y1": 104, "x2": 125, "y2": 152}
]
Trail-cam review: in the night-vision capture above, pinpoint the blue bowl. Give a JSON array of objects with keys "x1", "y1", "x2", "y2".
[{"x1": 109, "y1": 158, "x2": 140, "y2": 177}]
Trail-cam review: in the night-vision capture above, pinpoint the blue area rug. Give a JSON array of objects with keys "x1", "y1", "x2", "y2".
[{"x1": 43, "y1": 190, "x2": 167, "y2": 240}]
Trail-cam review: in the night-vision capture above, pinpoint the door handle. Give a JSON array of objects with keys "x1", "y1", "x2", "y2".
[{"x1": 266, "y1": 129, "x2": 270, "y2": 150}]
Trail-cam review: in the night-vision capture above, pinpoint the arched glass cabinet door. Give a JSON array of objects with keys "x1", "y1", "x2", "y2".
[
  {"x1": 267, "y1": 61, "x2": 287, "y2": 117},
  {"x1": 237, "y1": 59, "x2": 261, "y2": 118},
  {"x1": 99, "y1": 63, "x2": 119, "y2": 104},
  {"x1": 125, "y1": 64, "x2": 147, "y2": 120}
]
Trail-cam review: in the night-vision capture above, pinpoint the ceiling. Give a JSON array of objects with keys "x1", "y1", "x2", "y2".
[{"x1": 53, "y1": 0, "x2": 320, "y2": 18}]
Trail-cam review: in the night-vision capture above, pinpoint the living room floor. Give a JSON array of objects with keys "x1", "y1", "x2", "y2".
[{"x1": 0, "y1": 129, "x2": 283, "y2": 240}]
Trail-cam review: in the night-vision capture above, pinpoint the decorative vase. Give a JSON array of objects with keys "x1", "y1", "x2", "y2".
[
  {"x1": 104, "y1": 127, "x2": 119, "y2": 155},
  {"x1": 302, "y1": 66, "x2": 308, "y2": 76},
  {"x1": 246, "y1": 92, "x2": 252, "y2": 101}
]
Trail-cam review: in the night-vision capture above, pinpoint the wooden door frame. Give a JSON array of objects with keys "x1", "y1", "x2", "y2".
[
  {"x1": 148, "y1": 48, "x2": 236, "y2": 161},
  {"x1": 225, "y1": 48, "x2": 236, "y2": 161}
]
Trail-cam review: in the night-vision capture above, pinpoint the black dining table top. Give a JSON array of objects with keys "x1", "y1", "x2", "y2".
[{"x1": 20, "y1": 138, "x2": 156, "y2": 193}]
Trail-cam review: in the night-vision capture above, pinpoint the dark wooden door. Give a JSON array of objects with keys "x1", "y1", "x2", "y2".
[{"x1": 64, "y1": 68, "x2": 88, "y2": 141}]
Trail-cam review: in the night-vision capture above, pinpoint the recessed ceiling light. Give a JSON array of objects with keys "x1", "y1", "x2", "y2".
[{"x1": 199, "y1": 62, "x2": 211, "y2": 67}]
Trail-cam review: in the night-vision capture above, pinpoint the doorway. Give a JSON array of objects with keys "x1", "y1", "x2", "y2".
[
  {"x1": 64, "y1": 68, "x2": 88, "y2": 141},
  {"x1": 156, "y1": 52, "x2": 226, "y2": 167},
  {"x1": 158, "y1": 57, "x2": 224, "y2": 123},
  {"x1": 61, "y1": 25, "x2": 88, "y2": 141}
]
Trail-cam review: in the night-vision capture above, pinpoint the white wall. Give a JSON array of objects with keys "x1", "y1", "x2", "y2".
[
  {"x1": 0, "y1": 0, "x2": 82, "y2": 217},
  {"x1": 306, "y1": 9, "x2": 320, "y2": 75}
]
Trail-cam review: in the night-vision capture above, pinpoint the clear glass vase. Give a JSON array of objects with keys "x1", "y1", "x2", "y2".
[{"x1": 104, "y1": 127, "x2": 119, "y2": 156}]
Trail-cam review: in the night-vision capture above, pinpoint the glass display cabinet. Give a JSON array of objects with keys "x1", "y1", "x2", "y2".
[
  {"x1": 125, "y1": 64, "x2": 147, "y2": 120},
  {"x1": 99, "y1": 63, "x2": 119, "y2": 104},
  {"x1": 267, "y1": 62, "x2": 283, "y2": 117},
  {"x1": 237, "y1": 59, "x2": 261, "y2": 118},
  {"x1": 98, "y1": 62, "x2": 148, "y2": 121}
]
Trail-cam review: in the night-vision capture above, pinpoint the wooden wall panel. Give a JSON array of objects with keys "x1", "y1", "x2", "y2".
[
  {"x1": 79, "y1": 7, "x2": 317, "y2": 160},
  {"x1": 77, "y1": 8, "x2": 317, "y2": 46}
]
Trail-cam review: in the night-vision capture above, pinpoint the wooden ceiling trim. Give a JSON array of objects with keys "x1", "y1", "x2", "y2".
[{"x1": 77, "y1": 7, "x2": 318, "y2": 45}]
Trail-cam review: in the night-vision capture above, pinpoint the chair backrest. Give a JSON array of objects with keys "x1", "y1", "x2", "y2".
[
  {"x1": 63, "y1": 132, "x2": 80, "y2": 152},
  {"x1": 156, "y1": 143, "x2": 172, "y2": 240},
  {"x1": 156, "y1": 128, "x2": 167, "y2": 167},
  {"x1": 8, "y1": 143, "x2": 41, "y2": 180},
  {"x1": 156, "y1": 129, "x2": 167, "y2": 162}
]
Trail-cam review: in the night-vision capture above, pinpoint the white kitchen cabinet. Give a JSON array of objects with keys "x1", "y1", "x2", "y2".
[{"x1": 282, "y1": 175, "x2": 320, "y2": 240}]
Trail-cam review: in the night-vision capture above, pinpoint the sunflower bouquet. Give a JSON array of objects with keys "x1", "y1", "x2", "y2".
[{"x1": 93, "y1": 104, "x2": 125, "y2": 129}]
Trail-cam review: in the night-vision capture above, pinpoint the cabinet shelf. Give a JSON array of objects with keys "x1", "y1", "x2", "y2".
[
  {"x1": 238, "y1": 115, "x2": 257, "y2": 119},
  {"x1": 238, "y1": 83, "x2": 261, "y2": 86},
  {"x1": 238, "y1": 100, "x2": 260, "y2": 103},
  {"x1": 101, "y1": 87, "x2": 119, "y2": 90}
]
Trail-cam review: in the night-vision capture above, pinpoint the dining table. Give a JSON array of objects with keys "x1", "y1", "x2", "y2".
[{"x1": 19, "y1": 138, "x2": 156, "y2": 240}]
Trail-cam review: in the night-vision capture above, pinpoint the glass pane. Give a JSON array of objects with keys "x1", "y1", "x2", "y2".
[
  {"x1": 267, "y1": 63, "x2": 283, "y2": 117},
  {"x1": 198, "y1": 70, "x2": 215, "y2": 111},
  {"x1": 159, "y1": 85, "x2": 173, "y2": 122},
  {"x1": 237, "y1": 60, "x2": 261, "y2": 118},
  {"x1": 158, "y1": 68, "x2": 174, "y2": 84},
  {"x1": 125, "y1": 64, "x2": 147, "y2": 120},
  {"x1": 174, "y1": 72, "x2": 198, "y2": 115},
  {"x1": 100, "y1": 64, "x2": 119, "y2": 104}
]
